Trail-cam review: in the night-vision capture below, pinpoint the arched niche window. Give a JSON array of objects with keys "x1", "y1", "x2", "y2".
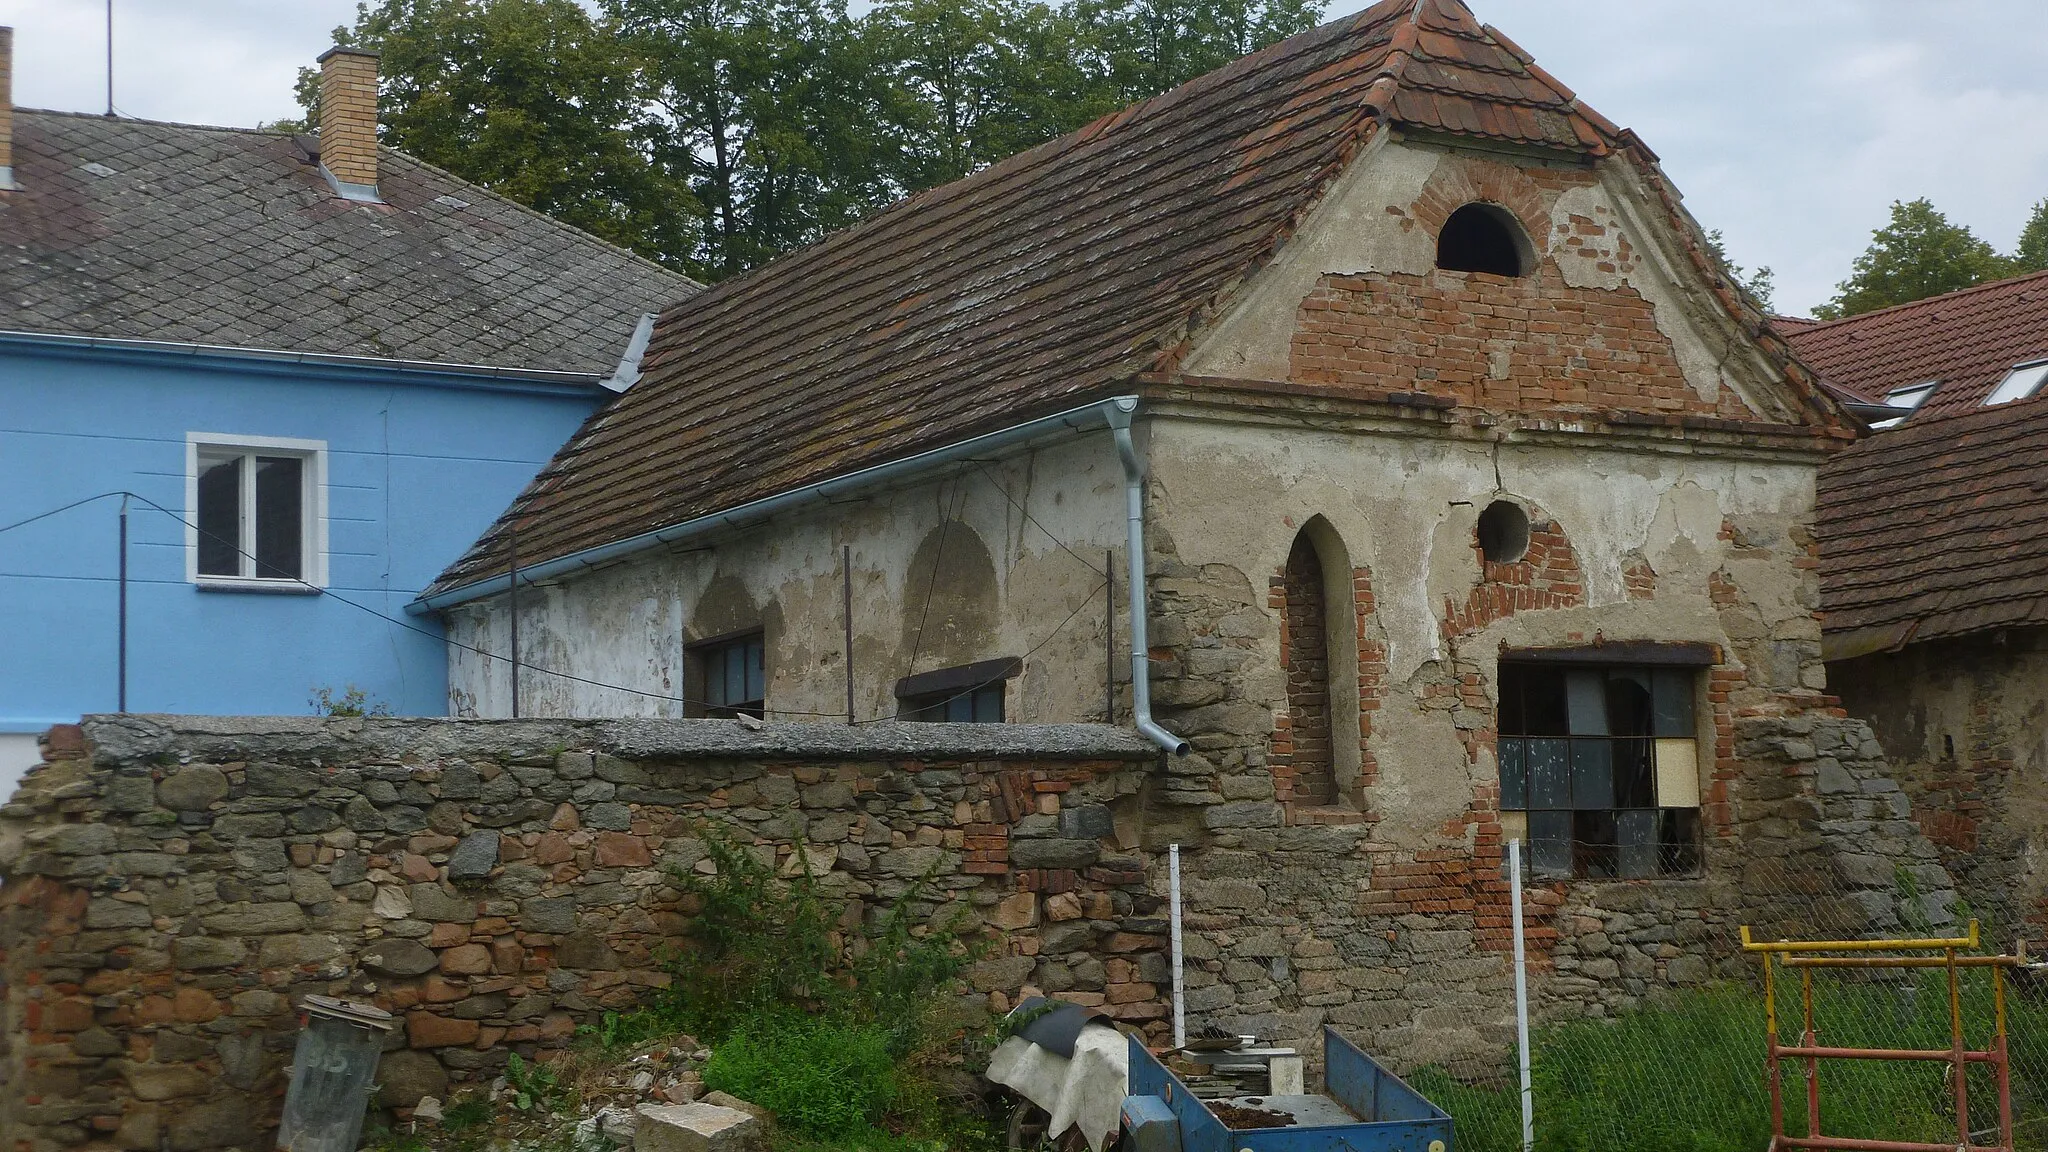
[
  {"x1": 1437, "y1": 202, "x2": 1535, "y2": 277},
  {"x1": 1279, "y1": 518, "x2": 1363, "y2": 806}
]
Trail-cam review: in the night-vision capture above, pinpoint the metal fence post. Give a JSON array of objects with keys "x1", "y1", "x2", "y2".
[{"x1": 1511, "y1": 837, "x2": 1534, "y2": 1152}]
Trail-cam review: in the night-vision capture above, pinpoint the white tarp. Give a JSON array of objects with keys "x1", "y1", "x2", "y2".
[{"x1": 984, "y1": 1025, "x2": 1130, "y2": 1152}]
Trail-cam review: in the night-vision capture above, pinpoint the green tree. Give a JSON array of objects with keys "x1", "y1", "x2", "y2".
[
  {"x1": 1704, "y1": 228, "x2": 1776, "y2": 314},
  {"x1": 313, "y1": 0, "x2": 698, "y2": 268},
  {"x1": 1072, "y1": 0, "x2": 1324, "y2": 106},
  {"x1": 611, "y1": 0, "x2": 898, "y2": 278},
  {"x1": 2015, "y1": 198, "x2": 2048, "y2": 274},
  {"x1": 1814, "y1": 198, "x2": 2014, "y2": 319}
]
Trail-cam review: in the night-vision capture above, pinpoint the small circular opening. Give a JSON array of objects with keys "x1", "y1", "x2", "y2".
[
  {"x1": 1437, "y1": 202, "x2": 1535, "y2": 277},
  {"x1": 1478, "y1": 500, "x2": 1530, "y2": 564}
]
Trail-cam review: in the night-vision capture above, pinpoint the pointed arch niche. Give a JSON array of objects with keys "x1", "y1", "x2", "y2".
[{"x1": 1275, "y1": 516, "x2": 1363, "y2": 806}]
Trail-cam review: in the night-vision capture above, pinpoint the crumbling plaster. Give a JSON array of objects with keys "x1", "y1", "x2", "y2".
[
  {"x1": 447, "y1": 432, "x2": 1128, "y2": 726},
  {"x1": 1181, "y1": 136, "x2": 1791, "y2": 422},
  {"x1": 1830, "y1": 631, "x2": 2048, "y2": 939}
]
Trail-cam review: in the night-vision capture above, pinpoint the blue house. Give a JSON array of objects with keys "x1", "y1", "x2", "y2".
[{"x1": 0, "y1": 37, "x2": 695, "y2": 784}]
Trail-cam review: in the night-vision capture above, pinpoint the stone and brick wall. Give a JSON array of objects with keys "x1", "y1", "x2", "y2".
[
  {"x1": 1272, "y1": 535, "x2": 1337, "y2": 806},
  {"x1": 0, "y1": 717, "x2": 1160, "y2": 1152},
  {"x1": 1829, "y1": 631, "x2": 2048, "y2": 943}
]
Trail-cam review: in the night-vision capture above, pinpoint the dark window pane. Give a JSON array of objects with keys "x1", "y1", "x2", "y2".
[
  {"x1": 1574, "y1": 810, "x2": 1617, "y2": 878},
  {"x1": 1529, "y1": 739, "x2": 1569, "y2": 809},
  {"x1": 1614, "y1": 737, "x2": 1655, "y2": 808},
  {"x1": 1498, "y1": 665, "x2": 1527, "y2": 735},
  {"x1": 253, "y1": 456, "x2": 303, "y2": 579},
  {"x1": 701, "y1": 635, "x2": 765, "y2": 718},
  {"x1": 1499, "y1": 739, "x2": 1527, "y2": 810},
  {"x1": 1606, "y1": 670, "x2": 1654, "y2": 737},
  {"x1": 1565, "y1": 671, "x2": 1608, "y2": 735},
  {"x1": 1617, "y1": 809, "x2": 1659, "y2": 878},
  {"x1": 1653, "y1": 669, "x2": 1696, "y2": 737},
  {"x1": 196, "y1": 453, "x2": 241, "y2": 576},
  {"x1": 971, "y1": 684, "x2": 1004, "y2": 723},
  {"x1": 1529, "y1": 810, "x2": 1572, "y2": 877},
  {"x1": 1570, "y1": 740, "x2": 1613, "y2": 809},
  {"x1": 743, "y1": 638, "x2": 764, "y2": 702},
  {"x1": 1660, "y1": 808, "x2": 1702, "y2": 875},
  {"x1": 1509, "y1": 665, "x2": 1570, "y2": 736}
]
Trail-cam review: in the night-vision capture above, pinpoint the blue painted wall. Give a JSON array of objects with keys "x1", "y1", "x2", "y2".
[{"x1": 0, "y1": 340, "x2": 600, "y2": 733}]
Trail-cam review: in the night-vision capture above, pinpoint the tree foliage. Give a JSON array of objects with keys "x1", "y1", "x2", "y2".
[
  {"x1": 2016, "y1": 198, "x2": 2048, "y2": 275},
  {"x1": 1814, "y1": 198, "x2": 2017, "y2": 319},
  {"x1": 315, "y1": 0, "x2": 1326, "y2": 280}
]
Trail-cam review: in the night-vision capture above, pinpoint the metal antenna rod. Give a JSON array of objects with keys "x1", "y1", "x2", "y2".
[{"x1": 105, "y1": 0, "x2": 114, "y2": 116}]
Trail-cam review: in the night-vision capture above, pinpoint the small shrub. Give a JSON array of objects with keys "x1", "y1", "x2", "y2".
[
  {"x1": 703, "y1": 1017, "x2": 899, "y2": 1137},
  {"x1": 309, "y1": 684, "x2": 392, "y2": 717}
]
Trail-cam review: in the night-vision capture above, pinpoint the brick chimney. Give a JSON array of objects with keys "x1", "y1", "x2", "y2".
[
  {"x1": 0, "y1": 27, "x2": 16, "y2": 192},
  {"x1": 315, "y1": 45, "x2": 379, "y2": 202}
]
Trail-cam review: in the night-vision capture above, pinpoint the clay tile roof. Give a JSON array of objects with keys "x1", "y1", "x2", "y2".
[
  {"x1": 428, "y1": 0, "x2": 1632, "y2": 596},
  {"x1": 0, "y1": 110, "x2": 696, "y2": 374},
  {"x1": 1780, "y1": 269, "x2": 2048, "y2": 416},
  {"x1": 1817, "y1": 394, "x2": 2048, "y2": 657}
]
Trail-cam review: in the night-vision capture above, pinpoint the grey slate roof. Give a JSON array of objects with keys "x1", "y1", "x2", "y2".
[{"x1": 0, "y1": 109, "x2": 696, "y2": 374}]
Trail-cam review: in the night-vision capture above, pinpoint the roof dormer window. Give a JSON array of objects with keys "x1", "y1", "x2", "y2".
[
  {"x1": 1985, "y1": 360, "x2": 2048, "y2": 407},
  {"x1": 1869, "y1": 381, "x2": 1938, "y2": 429}
]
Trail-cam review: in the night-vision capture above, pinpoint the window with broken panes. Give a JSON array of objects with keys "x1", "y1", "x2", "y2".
[
  {"x1": 1497, "y1": 663, "x2": 1702, "y2": 879},
  {"x1": 697, "y1": 633, "x2": 765, "y2": 719}
]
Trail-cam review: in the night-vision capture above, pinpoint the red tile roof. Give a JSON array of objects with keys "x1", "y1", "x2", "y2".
[
  {"x1": 427, "y1": 0, "x2": 1816, "y2": 598},
  {"x1": 1818, "y1": 394, "x2": 2048, "y2": 657},
  {"x1": 1781, "y1": 269, "x2": 2048, "y2": 416}
]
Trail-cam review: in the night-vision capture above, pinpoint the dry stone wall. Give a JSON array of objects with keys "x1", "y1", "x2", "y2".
[{"x1": 0, "y1": 717, "x2": 1159, "y2": 1152}]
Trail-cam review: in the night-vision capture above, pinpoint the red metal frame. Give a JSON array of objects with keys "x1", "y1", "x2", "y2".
[{"x1": 1741, "y1": 922, "x2": 2016, "y2": 1152}]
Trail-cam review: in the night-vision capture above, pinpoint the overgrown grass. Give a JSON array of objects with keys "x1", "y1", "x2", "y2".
[
  {"x1": 589, "y1": 823, "x2": 1002, "y2": 1151},
  {"x1": 1422, "y1": 975, "x2": 2048, "y2": 1152}
]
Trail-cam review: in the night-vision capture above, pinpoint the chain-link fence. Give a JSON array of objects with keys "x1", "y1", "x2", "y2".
[{"x1": 1403, "y1": 849, "x2": 2048, "y2": 1152}]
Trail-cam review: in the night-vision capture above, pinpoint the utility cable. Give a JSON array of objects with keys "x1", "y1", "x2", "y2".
[
  {"x1": 970, "y1": 461, "x2": 1110, "y2": 579},
  {"x1": 17, "y1": 488, "x2": 840, "y2": 718},
  {"x1": 856, "y1": 576, "x2": 1108, "y2": 725}
]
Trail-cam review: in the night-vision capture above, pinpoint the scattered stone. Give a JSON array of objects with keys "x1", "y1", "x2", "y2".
[
  {"x1": 448, "y1": 832, "x2": 500, "y2": 882},
  {"x1": 361, "y1": 938, "x2": 439, "y2": 977},
  {"x1": 635, "y1": 1103, "x2": 765, "y2": 1152},
  {"x1": 156, "y1": 765, "x2": 229, "y2": 811}
]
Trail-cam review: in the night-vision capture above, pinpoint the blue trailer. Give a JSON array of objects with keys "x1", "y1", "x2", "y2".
[{"x1": 1120, "y1": 1028, "x2": 1453, "y2": 1152}]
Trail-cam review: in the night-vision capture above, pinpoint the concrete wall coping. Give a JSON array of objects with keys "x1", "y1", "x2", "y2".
[{"x1": 75, "y1": 714, "x2": 1163, "y2": 765}]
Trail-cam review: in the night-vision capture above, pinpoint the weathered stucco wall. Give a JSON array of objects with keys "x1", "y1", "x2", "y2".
[
  {"x1": 446, "y1": 430, "x2": 1127, "y2": 726},
  {"x1": 1830, "y1": 628, "x2": 2048, "y2": 940}
]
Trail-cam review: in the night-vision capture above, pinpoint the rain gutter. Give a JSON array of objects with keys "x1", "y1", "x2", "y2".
[{"x1": 409, "y1": 394, "x2": 1187, "y2": 755}]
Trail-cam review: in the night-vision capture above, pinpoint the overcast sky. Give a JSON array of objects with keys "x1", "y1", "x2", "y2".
[{"x1": 4, "y1": 0, "x2": 2044, "y2": 316}]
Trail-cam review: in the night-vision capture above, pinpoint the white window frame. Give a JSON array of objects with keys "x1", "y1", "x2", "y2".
[
  {"x1": 184, "y1": 433, "x2": 329, "y2": 591},
  {"x1": 1985, "y1": 360, "x2": 2048, "y2": 407}
]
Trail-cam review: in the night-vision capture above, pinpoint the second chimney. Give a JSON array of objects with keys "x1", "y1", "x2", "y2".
[
  {"x1": 316, "y1": 45, "x2": 379, "y2": 202},
  {"x1": 1, "y1": 27, "x2": 16, "y2": 192}
]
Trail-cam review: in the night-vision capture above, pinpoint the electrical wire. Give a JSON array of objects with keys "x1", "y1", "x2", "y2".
[
  {"x1": 970, "y1": 461, "x2": 1110, "y2": 579},
  {"x1": 857, "y1": 576, "x2": 1109, "y2": 725},
  {"x1": 17, "y1": 489, "x2": 841, "y2": 718}
]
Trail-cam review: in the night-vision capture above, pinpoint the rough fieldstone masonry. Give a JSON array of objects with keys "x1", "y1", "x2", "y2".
[{"x1": 1, "y1": 708, "x2": 1956, "y2": 1151}]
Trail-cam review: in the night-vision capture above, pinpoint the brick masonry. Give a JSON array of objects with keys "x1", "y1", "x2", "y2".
[{"x1": 1273, "y1": 534, "x2": 1337, "y2": 806}]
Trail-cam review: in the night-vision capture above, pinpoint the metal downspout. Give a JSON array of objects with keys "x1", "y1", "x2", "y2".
[{"x1": 1105, "y1": 398, "x2": 1190, "y2": 755}]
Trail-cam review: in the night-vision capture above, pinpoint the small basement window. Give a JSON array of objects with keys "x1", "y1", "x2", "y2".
[
  {"x1": 693, "y1": 630, "x2": 765, "y2": 719},
  {"x1": 1499, "y1": 661, "x2": 1704, "y2": 879},
  {"x1": 1478, "y1": 500, "x2": 1530, "y2": 564},
  {"x1": 1985, "y1": 360, "x2": 2048, "y2": 407},
  {"x1": 897, "y1": 657, "x2": 1020, "y2": 723},
  {"x1": 1437, "y1": 203, "x2": 1534, "y2": 277}
]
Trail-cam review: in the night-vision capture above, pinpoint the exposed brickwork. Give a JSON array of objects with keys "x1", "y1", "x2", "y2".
[
  {"x1": 0, "y1": 27, "x2": 14, "y2": 182},
  {"x1": 317, "y1": 48, "x2": 380, "y2": 188},
  {"x1": 1274, "y1": 536, "x2": 1337, "y2": 805},
  {"x1": 1291, "y1": 262, "x2": 1758, "y2": 420},
  {"x1": 1440, "y1": 509, "x2": 1586, "y2": 639}
]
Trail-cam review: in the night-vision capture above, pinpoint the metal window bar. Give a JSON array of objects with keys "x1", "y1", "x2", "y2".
[{"x1": 1741, "y1": 920, "x2": 2017, "y2": 1152}]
